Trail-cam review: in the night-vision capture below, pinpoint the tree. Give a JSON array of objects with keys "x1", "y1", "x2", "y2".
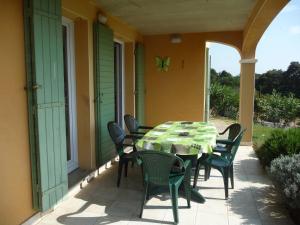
[
  {"x1": 255, "y1": 69, "x2": 283, "y2": 95},
  {"x1": 255, "y1": 62, "x2": 300, "y2": 98},
  {"x1": 210, "y1": 68, "x2": 218, "y2": 84},
  {"x1": 281, "y1": 62, "x2": 300, "y2": 98},
  {"x1": 210, "y1": 69, "x2": 240, "y2": 88}
]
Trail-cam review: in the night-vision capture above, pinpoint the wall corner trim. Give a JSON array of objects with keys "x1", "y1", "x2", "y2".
[
  {"x1": 239, "y1": 58, "x2": 257, "y2": 64},
  {"x1": 241, "y1": 141, "x2": 253, "y2": 146}
]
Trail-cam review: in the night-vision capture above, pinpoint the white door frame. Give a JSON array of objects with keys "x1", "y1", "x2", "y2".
[
  {"x1": 114, "y1": 38, "x2": 125, "y2": 129},
  {"x1": 62, "y1": 17, "x2": 78, "y2": 173}
]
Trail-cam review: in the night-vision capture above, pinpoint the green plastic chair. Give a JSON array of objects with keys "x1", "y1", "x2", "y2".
[
  {"x1": 193, "y1": 129, "x2": 245, "y2": 199},
  {"x1": 107, "y1": 121, "x2": 141, "y2": 187},
  {"x1": 136, "y1": 150, "x2": 191, "y2": 224},
  {"x1": 124, "y1": 114, "x2": 153, "y2": 136},
  {"x1": 213, "y1": 123, "x2": 242, "y2": 154},
  {"x1": 202, "y1": 123, "x2": 242, "y2": 183}
]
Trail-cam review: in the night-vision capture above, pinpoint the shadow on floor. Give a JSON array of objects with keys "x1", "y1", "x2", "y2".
[
  {"x1": 56, "y1": 164, "x2": 176, "y2": 225},
  {"x1": 227, "y1": 186, "x2": 294, "y2": 225},
  {"x1": 48, "y1": 148, "x2": 294, "y2": 225}
]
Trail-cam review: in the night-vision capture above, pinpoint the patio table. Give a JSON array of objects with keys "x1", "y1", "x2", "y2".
[{"x1": 136, "y1": 121, "x2": 218, "y2": 203}]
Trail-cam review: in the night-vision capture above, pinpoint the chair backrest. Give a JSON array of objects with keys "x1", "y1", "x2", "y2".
[
  {"x1": 227, "y1": 123, "x2": 242, "y2": 141},
  {"x1": 107, "y1": 121, "x2": 125, "y2": 155},
  {"x1": 124, "y1": 114, "x2": 139, "y2": 133},
  {"x1": 137, "y1": 150, "x2": 184, "y2": 186},
  {"x1": 227, "y1": 129, "x2": 246, "y2": 164}
]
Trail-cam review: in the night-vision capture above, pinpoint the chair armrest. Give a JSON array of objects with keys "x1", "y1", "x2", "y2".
[
  {"x1": 218, "y1": 126, "x2": 230, "y2": 135},
  {"x1": 122, "y1": 143, "x2": 135, "y2": 147},
  {"x1": 216, "y1": 139, "x2": 234, "y2": 145},
  {"x1": 125, "y1": 134, "x2": 143, "y2": 140},
  {"x1": 213, "y1": 146, "x2": 229, "y2": 154},
  {"x1": 139, "y1": 125, "x2": 154, "y2": 130},
  {"x1": 131, "y1": 131, "x2": 146, "y2": 135}
]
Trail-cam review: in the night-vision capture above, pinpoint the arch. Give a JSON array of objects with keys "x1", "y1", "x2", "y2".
[
  {"x1": 242, "y1": 0, "x2": 288, "y2": 58},
  {"x1": 202, "y1": 31, "x2": 243, "y2": 56},
  {"x1": 206, "y1": 40, "x2": 242, "y2": 59}
]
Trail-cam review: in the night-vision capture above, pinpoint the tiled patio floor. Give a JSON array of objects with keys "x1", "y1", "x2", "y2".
[{"x1": 36, "y1": 147, "x2": 294, "y2": 225}]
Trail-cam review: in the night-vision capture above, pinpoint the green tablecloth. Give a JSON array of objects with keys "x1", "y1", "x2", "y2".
[{"x1": 136, "y1": 121, "x2": 218, "y2": 155}]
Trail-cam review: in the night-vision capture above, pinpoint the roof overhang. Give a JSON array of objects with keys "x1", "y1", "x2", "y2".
[{"x1": 95, "y1": 0, "x2": 258, "y2": 35}]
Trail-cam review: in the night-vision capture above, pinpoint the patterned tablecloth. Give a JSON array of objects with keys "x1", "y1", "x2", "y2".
[{"x1": 136, "y1": 121, "x2": 218, "y2": 155}]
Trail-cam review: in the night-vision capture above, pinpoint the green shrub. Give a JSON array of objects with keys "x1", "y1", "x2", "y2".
[
  {"x1": 270, "y1": 154, "x2": 300, "y2": 209},
  {"x1": 210, "y1": 83, "x2": 239, "y2": 119},
  {"x1": 256, "y1": 91, "x2": 300, "y2": 126},
  {"x1": 256, "y1": 91, "x2": 282, "y2": 125},
  {"x1": 256, "y1": 128, "x2": 300, "y2": 167}
]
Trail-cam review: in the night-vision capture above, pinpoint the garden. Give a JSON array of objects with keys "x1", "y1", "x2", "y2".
[{"x1": 210, "y1": 61, "x2": 300, "y2": 223}]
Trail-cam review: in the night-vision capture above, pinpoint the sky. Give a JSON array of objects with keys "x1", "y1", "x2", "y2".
[{"x1": 209, "y1": 0, "x2": 300, "y2": 76}]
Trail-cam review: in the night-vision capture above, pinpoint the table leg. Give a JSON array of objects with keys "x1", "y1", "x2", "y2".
[{"x1": 179, "y1": 156, "x2": 205, "y2": 204}]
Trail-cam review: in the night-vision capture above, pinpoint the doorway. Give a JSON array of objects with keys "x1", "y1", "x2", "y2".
[
  {"x1": 114, "y1": 41, "x2": 124, "y2": 127},
  {"x1": 62, "y1": 17, "x2": 78, "y2": 174}
]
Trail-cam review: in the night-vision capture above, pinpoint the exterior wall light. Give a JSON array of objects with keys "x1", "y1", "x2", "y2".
[
  {"x1": 98, "y1": 13, "x2": 107, "y2": 24},
  {"x1": 170, "y1": 34, "x2": 182, "y2": 44}
]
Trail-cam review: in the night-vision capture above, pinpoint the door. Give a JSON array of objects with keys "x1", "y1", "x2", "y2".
[
  {"x1": 114, "y1": 41, "x2": 124, "y2": 128},
  {"x1": 62, "y1": 17, "x2": 78, "y2": 173},
  {"x1": 204, "y1": 47, "x2": 211, "y2": 122},
  {"x1": 135, "y1": 43, "x2": 145, "y2": 124},
  {"x1": 24, "y1": 0, "x2": 68, "y2": 211},
  {"x1": 94, "y1": 22, "x2": 116, "y2": 167}
]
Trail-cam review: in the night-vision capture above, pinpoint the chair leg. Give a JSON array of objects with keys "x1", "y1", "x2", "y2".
[
  {"x1": 230, "y1": 165, "x2": 234, "y2": 189},
  {"x1": 193, "y1": 160, "x2": 201, "y2": 188},
  {"x1": 146, "y1": 184, "x2": 150, "y2": 200},
  {"x1": 207, "y1": 166, "x2": 211, "y2": 179},
  {"x1": 140, "y1": 182, "x2": 149, "y2": 218},
  {"x1": 223, "y1": 167, "x2": 229, "y2": 199},
  {"x1": 124, "y1": 161, "x2": 128, "y2": 177},
  {"x1": 184, "y1": 179, "x2": 191, "y2": 208},
  {"x1": 184, "y1": 161, "x2": 191, "y2": 207},
  {"x1": 170, "y1": 184, "x2": 179, "y2": 224},
  {"x1": 204, "y1": 165, "x2": 208, "y2": 181},
  {"x1": 204, "y1": 165, "x2": 211, "y2": 181},
  {"x1": 117, "y1": 161, "x2": 123, "y2": 187}
]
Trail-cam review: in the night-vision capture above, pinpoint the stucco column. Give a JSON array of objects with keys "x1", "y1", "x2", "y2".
[{"x1": 239, "y1": 58, "x2": 257, "y2": 145}]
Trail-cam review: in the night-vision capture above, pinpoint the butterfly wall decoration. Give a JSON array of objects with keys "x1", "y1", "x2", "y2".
[{"x1": 155, "y1": 56, "x2": 171, "y2": 72}]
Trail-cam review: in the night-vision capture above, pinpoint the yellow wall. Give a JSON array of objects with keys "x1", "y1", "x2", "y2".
[
  {"x1": 74, "y1": 19, "x2": 94, "y2": 169},
  {"x1": 144, "y1": 31, "x2": 242, "y2": 126},
  {"x1": 0, "y1": 1, "x2": 36, "y2": 224},
  {"x1": 0, "y1": 0, "x2": 141, "y2": 224},
  {"x1": 144, "y1": 34, "x2": 206, "y2": 125}
]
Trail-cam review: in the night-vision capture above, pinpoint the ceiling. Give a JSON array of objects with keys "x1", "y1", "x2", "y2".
[{"x1": 95, "y1": 0, "x2": 258, "y2": 35}]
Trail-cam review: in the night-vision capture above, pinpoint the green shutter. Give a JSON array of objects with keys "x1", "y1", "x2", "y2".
[
  {"x1": 94, "y1": 22, "x2": 116, "y2": 167},
  {"x1": 135, "y1": 43, "x2": 145, "y2": 124},
  {"x1": 24, "y1": 0, "x2": 68, "y2": 211}
]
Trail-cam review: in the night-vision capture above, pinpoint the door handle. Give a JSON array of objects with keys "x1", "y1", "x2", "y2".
[
  {"x1": 94, "y1": 93, "x2": 104, "y2": 103},
  {"x1": 24, "y1": 84, "x2": 42, "y2": 91},
  {"x1": 32, "y1": 84, "x2": 41, "y2": 90}
]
